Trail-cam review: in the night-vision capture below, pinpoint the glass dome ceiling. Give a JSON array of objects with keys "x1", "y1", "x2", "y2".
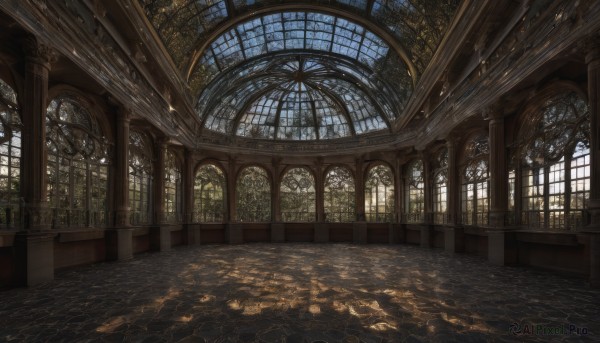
[
  {"x1": 139, "y1": 1, "x2": 460, "y2": 141},
  {"x1": 197, "y1": 54, "x2": 409, "y2": 140}
]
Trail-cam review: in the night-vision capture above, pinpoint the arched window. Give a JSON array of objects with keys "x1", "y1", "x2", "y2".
[
  {"x1": 518, "y1": 92, "x2": 589, "y2": 230},
  {"x1": 365, "y1": 164, "x2": 394, "y2": 222},
  {"x1": 280, "y1": 167, "x2": 315, "y2": 222},
  {"x1": 324, "y1": 166, "x2": 355, "y2": 222},
  {"x1": 405, "y1": 160, "x2": 424, "y2": 223},
  {"x1": 46, "y1": 95, "x2": 109, "y2": 228},
  {"x1": 461, "y1": 134, "x2": 489, "y2": 226},
  {"x1": 164, "y1": 150, "x2": 182, "y2": 222},
  {"x1": 433, "y1": 149, "x2": 448, "y2": 224},
  {"x1": 0, "y1": 79, "x2": 21, "y2": 228},
  {"x1": 129, "y1": 130, "x2": 153, "y2": 225},
  {"x1": 193, "y1": 163, "x2": 226, "y2": 222},
  {"x1": 236, "y1": 166, "x2": 271, "y2": 222}
]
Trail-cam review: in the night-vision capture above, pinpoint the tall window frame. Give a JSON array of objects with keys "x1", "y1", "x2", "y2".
[
  {"x1": 324, "y1": 166, "x2": 355, "y2": 222},
  {"x1": 0, "y1": 78, "x2": 22, "y2": 229},
  {"x1": 433, "y1": 149, "x2": 448, "y2": 224},
  {"x1": 365, "y1": 164, "x2": 395, "y2": 222},
  {"x1": 461, "y1": 133, "x2": 489, "y2": 226},
  {"x1": 164, "y1": 149, "x2": 183, "y2": 223},
  {"x1": 405, "y1": 159, "x2": 424, "y2": 223},
  {"x1": 236, "y1": 166, "x2": 271, "y2": 222},
  {"x1": 280, "y1": 167, "x2": 316, "y2": 222},
  {"x1": 129, "y1": 130, "x2": 153, "y2": 225},
  {"x1": 46, "y1": 94, "x2": 110, "y2": 228},
  {"x1": 193, "y1": 163, "x2": 226, "y2": 223},
  {"x1": 517, "y1": 91, "x2": 590, "y2": 231}
]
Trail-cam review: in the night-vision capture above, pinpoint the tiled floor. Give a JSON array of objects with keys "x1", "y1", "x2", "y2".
[{"x1": 1, "y1": 244, "x2": 599, "y2": 342}]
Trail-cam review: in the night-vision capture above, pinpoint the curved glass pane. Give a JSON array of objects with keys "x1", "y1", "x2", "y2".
[
  {"x1": 0, "y1": 79, "x2": 21, "y2": 228},
  {"x1": 236, "y1": 166, "x2": 271, "y2": 222},
  {"x1": 365, "y1": 164, "x2": 394, "y2": 222},
  {"x1": 324, "y1": 166, "x2": 355, "y2": 222},
  {"x1": 199, "y1": 54, "x2": 404, "y2": 140},
  {"x1": 281, "y1": 167, "x2": 315, "y2": 222},
  {"x1": 46, "y1": 96, "x2": 109, "y2": 228},
  {"x1": 129, "y1": 130, "x2": 153, "y2": 225},
  {"x1": 405, "y1": 160, "x2": 424, "y2": 223},
  {"x1": 194, "y1": 164, "x2": 226, "y2": 222}
]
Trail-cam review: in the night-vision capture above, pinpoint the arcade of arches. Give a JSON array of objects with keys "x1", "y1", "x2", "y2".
[{"x1": 1, "y1": 0, "x2": 600, "y2": 293}]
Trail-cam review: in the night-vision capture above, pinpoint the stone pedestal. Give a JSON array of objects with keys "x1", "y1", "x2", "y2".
[
  {"x1": 353, "y1": 221, "x2": 367, "y2": 244},
  {"x1": 271, "y1": 223, "x2": 285, "y2": 243},
  {"x1": 15, "y1": 232, "x2": 54, "y2": 286},
  {"x1": 445, "y1": 226, "x2": 464, "y2": 253},
  {"x1": 420, "y1": 225, "x2": 432, "y2": 248},
  {"x1": 488, "y1": 230, "x2": 517, "y2": 265},
  {"x1": 314, "y1": 223, "x2": 329, "y2": 243},
  {"x1": 185, "y1": 224, "x2": 201, "y2": 245},
  {"x1": 389, "y1": 223, "x2": 399, "y2": 244},
  {"x1": 151, "y1": 226, "x2": 171, "y2": 251},
  {"x1": 589, "y1": 232, "x2": 600, "y2": 287},
  {"x1": 106, "y1": 228, "x2": 133, "y2": 261},
  {"x1": 227, "y1": 223, "x2": 243, "y2": 244}
]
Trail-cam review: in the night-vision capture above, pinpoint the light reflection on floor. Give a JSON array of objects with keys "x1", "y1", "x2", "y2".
[{"x1": 1, "y1": 243, "x2": 599, "y2": 342}]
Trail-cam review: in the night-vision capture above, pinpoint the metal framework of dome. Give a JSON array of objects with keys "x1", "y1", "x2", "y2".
[{"x1": 140, "y1": 0, "x2": 460, "y2": 141}]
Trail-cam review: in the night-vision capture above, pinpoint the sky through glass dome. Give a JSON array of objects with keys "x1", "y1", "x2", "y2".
[{"x1": 197, "y1": 53, "x2": 411, "y2": 140}]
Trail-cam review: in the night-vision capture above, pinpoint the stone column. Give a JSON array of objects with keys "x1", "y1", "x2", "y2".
[
  {"x1": 586, "y1": 37, "x2": 600, "y2": 229},
  {"x1": 182, "y1": 149, "x2": 199, "y2": 245},
  {"x1": 314, "y1": 159, "x2": 329, "y2": 242},
  {"x1": 20, "y1": 37, "x2": 56, "y2": 231},
  {"x1": 153, "y1": 139, "x2": 167, "y2": 225},
  {"x1": 183, "y1": 149, "x2": 195, "y2": 224},
  {"x1": 16, "y1": 37, "x2": 57, "y2": 286},
  {"x1": 271, "y1": 158, "x2": 284, "y2": 242},
  {"x1": 226, "y1": 156, "x2": 243, "y2": 244},
  {"x1": 585, "y1": 35, "x2": 600, "y2": 286},
  {"x1": 420, "y1": 151, "x2": 433, "y2": 247},
  {"x1": 487, "y1": 107, "x2": 508, "y2": 228},
  {"x1": 485, "y1": 106, "x2": 517, "y2": 265},
  {"x1": 150, "y1": 139, "x2": 170, "y2": 251},
  {"x1": 106, "y1": 107, "x2": 133, "y2": 261},
  {"x1": 113, "y1": 108, "x2": 130, "y2": 227},
  {"x1": 444, "y1": 138, "x2": 464, "y2": 252},
  {"x1": 353, "y1": 157, "x2": 367, "y2": 244}
]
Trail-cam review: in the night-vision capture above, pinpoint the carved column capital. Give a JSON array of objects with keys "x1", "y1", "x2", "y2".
[
  {"x1": 23, "y1": 36, "x2": 58, "y2": 67},
  {"x1": 584, "y1": 32, "x2": 600, "y2": 65},
  {"x1": 482, "y1": 104, "x2": 504, "y2": 121}
]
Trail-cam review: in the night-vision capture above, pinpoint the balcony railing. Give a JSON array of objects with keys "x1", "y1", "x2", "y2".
[{"x1": 521, "y1": 210, "x2": 588, "y2": 231}]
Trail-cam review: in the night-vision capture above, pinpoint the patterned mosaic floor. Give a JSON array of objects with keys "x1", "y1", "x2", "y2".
[{"x1": 1, "y1": 244, "x2": 599, "y2": 342}]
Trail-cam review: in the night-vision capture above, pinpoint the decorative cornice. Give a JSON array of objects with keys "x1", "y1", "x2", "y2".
[{"x1": 22, "y1": 35, "x2": 58, "y2": 67}]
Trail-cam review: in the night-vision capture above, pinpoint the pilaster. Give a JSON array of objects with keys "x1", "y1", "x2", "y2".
[
  {"x1": 585, "y1": 34, "x2": 600, "y2": 230},
  {"x1": 113, "y1": 108, "x2": 131, "y2": 227},
  {"x1": 20, "y1": 36, "x2": 56, "y2": 231}
]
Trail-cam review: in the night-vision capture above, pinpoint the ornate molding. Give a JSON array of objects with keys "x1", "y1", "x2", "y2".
[{"x1": 22, "y1": 35, "x2": 58, "y2": 66}]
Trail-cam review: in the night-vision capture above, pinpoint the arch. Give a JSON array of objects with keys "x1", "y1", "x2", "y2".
[
  {"x1": 185, "y1": 6, "x2": 418, "y2": 85},
  {"x1": 405, "y1": 159, "x2": 424, "y2": 223},
  {"x1": 514, "y1": 86, "x2": 590, "y2": 231},
  {"x1": 364, "y1": 163, "x2": 394, "y2": 222},
  {"x1": 460, "y1": 132, "x2": 489, "y2": 226},
  {"x1": 236, "y1": 165, "x2": 272, "y2": 222},
  {"x1": 280, "y1": 166, "x2": 316, "y2": 222},
  {"x1": 46, "y1": 94, "x2": 110, "y2": 228},
  {"x1": 193, "y1": 162, "x2": 227, "y2": 223},
  {"x1": 0, "y1": 77, "x2": 22, "y2": 228},
  {"x1": 324, "y1": 165, "x2": 355, "y2": 222},
  {"x1": 164, "y1": 148, "x2": 183, "y2": 222},
  {"x1": 129, "y1": 129, "x2": 154, "y2": 225},
  {"x1": 433, "y1": 147, "x2": 449, "y2": 224}
]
